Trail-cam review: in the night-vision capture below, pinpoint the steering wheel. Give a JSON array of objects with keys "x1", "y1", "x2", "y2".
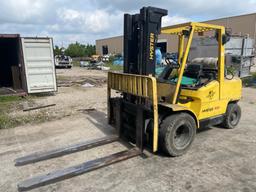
[{"x1": 165, "y1": 57, "x2": 180, "y2": 69}]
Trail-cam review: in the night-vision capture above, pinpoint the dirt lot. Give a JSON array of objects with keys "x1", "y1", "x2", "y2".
[
  {"x1": 0, "y1": 67, "x2": 256, "y2": 192},
  {"x1": 0, "y1": 68, "x2": 108, "y2": 129}
]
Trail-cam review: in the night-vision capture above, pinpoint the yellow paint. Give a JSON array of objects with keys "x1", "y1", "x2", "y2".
[
  {"x1": 149, "y1": 33, "x2": 155, "y2": 60},
  {"x1": 161, "y1": 22, "x2": 223, "y2": 35},
  {"x1": 108, "y1": 22, "x2": 242, "y2": 152},
  {"x1": 178, "y1": 35, "x2": 184, "y2": 64},
  {"x1": 172, "y1": 26, "x2": 195, "y2": 104},
  {"x1": 108, "y1": 72, "x2": 159, "y2": 152}
]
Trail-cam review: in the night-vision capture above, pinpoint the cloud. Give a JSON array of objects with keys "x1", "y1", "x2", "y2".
[
  {"x1": 93, "y1": 0, "x2": 256, "y2": 19},
  {"x1": 0, "y1": 0, "x2": 255, "y2": 46},
  {"x1": 56, "y1": 8, "x2": 123, "y2": 33},
  {"x1": 0, "y1": 0, "x2": 56, "y2": 24},
  {"x1": 162, "y1": 16, "x2": 189, "y2": 27}
]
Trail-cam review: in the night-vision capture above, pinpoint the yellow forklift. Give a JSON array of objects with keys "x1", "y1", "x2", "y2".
[{"x1": 15, "y1": 7, "x2": 242, "y2": 191}]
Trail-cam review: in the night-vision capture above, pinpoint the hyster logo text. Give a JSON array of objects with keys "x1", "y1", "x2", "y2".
[{"x1": 149, "y1": 33, "x2": 154, "y2": 60}]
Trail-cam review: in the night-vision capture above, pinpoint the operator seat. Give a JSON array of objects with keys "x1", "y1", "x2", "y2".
[{"x1": 184, "y1": 63, "x2": 203, "y2": 80}]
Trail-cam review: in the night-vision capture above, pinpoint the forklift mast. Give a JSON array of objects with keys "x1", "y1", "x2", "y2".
[
  {"x1": 124, "y1": 7, "x2": 167, "y2": 76},
  {"x1": 119, "y1": 7, "x2": 167, "y2": 148}
]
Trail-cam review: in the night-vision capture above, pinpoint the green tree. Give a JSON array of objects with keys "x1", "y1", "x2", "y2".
[
  {"x1": 85, "y1": 44, "x2": 96, "y2": 56},
  {"x1": 64, "y1": 42, "x2": 96, "y2": 57},
  {"x1": 64, "y1": 42, "x2": 84, "y2": 57},
  {"x1": 54, "y1": 45, "x2": 62, "y2": 56}
]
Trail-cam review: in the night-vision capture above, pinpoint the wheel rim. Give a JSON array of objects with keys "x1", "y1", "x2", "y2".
[
  {"x1": 173, "y1": 125, "x2": 190, "y2": 149},
  {"x1": 230, "y1": 110, "x2": 239, "y2": 125}
]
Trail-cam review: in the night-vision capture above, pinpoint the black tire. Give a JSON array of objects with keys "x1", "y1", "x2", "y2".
[
  {"x1": 221, "y1": 103, "x2": 241, "y2": 129},
  {"x1": 159, "y1": 113, "x2": 196, "y2": 157}
]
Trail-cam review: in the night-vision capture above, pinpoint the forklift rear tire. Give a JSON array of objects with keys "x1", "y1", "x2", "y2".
[
  {"x1": 159, "y1": 113, "x2": 196, "y2": 157},
  {"x1": 221, "y1": 103, "x2": 241, "y2": 129}
]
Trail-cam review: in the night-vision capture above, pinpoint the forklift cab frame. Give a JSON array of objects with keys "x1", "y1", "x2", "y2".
[{"x1": 160, "y1": 22, "x2": 226, "y2": 104}]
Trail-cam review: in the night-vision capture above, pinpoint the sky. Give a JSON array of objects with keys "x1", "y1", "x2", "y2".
[{"x1": 0, "y1": 0, "x2": 255, "y2": 47}]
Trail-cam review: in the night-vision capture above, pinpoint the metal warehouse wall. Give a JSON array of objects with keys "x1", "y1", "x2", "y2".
[
  {"x1": 96, "y1": 33, "x2": 179, "y2": 55},
  {"x1": 207, "y1": 13, "x2": 256, "y2": 40},
  {"x1": 96, "y1": 36, "x2": 123, "y2": 55},
  {"x1": 96, "y1": 13, "x2": 256, "y2": 55}
]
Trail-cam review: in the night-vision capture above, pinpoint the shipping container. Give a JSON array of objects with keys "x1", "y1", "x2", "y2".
[{"x1": 0, "y1": 34, "x2": 57, "y2": 95}]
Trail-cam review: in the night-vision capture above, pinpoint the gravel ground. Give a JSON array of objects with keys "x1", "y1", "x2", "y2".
[
  {"x1": 0, "y1": 67, "x2": 256, "y2": 192},
  {"x1": 7, "y1": 68, "x2": 108, "y2": 127}
]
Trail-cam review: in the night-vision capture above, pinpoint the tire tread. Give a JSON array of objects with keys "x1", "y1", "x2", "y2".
[{"x1": 159, "y1": 113, "x2": 196, "y2": 156}]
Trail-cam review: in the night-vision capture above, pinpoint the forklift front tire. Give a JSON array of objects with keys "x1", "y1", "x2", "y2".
[
  {"x1": 222, "y1": 103, "x2": 241, "y2": 129},
  {"x1": 159, "y1": 113, "x2": 196, "y2": 157}
]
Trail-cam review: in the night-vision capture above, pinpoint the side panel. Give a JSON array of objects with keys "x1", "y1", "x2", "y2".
[
  {"x1": 221, "y1": 78, "x2": 242, "y2": 101},
  {"x1": 179, "y1": 78, "x2": 241, "y2": 121},
  {"x1": 22, "y1": 38, "x2": 57, "y2": 93},
  {"x1": 179, "y1": 81, "x2": 227, "y2": 120}
]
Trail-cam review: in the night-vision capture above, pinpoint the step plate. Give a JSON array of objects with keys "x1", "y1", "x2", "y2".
[{"x1": 18, "y1": 148, "x2": 141, "y2": 191}]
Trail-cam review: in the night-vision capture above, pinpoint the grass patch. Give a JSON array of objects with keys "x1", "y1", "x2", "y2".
[
  {"x1": 241, "y1": 72, "x2": 256, "y2": 87},
  {"x1": 104, "y1": 62, "x2": 123, "y2": 71},
  {"x1": 242, "y1": 77, "x2": 252, "y2": 87},
  {"x1": 0, "y1": 111, "x2": 56, "y2": 129},
  {"x1": 0, "y1": 95, "x2": 36, "y2": 129},
  {"x1": 0, "y1": 95, "x2": 60, "y2": 129},
  {"x1": 251, "y1": 72, "x2": 256, "y2": 79},
  {"x1": 0, "y1": 96, "x2": 22, "y2": 103},
  {"x1": 72, "y1": 61, "x2": 80, "y2": 67},
  {"x1": 0, "y1": 113, "x2": 13, "y2": 129},
  {"x1": 71, "y1": 60, "x2": 123, "y2": 71},
  {"x1": 0, "y1": 96, "x2": 22, "y2": 115},
  {"x1": 0, "y1": 96, "x2": 22, "y2": 129},
  {"x1": 57, "y1": 75, "x2": 70, "y2": 81}
]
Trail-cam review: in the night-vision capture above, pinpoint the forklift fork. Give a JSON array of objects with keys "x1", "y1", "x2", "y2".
[
  {"x1": 15, "y1": 98, "x2": 146, "y2": 191},
  {"x1": 15, "y1": 135, "x2": 119, "y2": 166},
  {"x1": 15, "y1": 135, "x2": 141, "y2": 191}
]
